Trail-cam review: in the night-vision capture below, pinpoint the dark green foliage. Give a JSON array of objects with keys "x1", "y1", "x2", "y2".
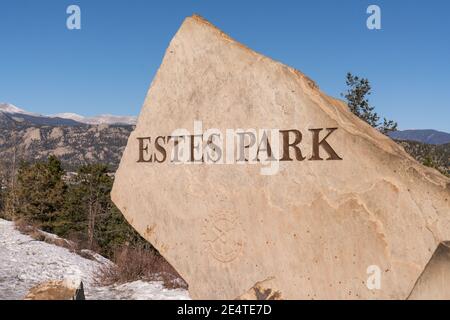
[
  {"x1": 0, "y1": 164, "x2": 15, "y2": 220},
  {"x1": 380, "y1": 118, "x2": 398, "y2": 135},
  {"x1": 3, "y1": 155, "x2": 149, "y2": 259},
  {"x1": 342, "y1": 73, "x2": 397, "y2": 134},
  {"x1": 0, "y1": 168, "x2": 6, "y2": 215},
  {"x1": 62, "y1": 163, "x2": 147, "y2": 256},
  {"x1": 15, "y1": 155, "x2": 66, "y2": 231}
]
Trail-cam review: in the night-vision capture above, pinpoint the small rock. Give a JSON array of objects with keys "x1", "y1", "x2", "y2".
[{"x1": 24, "y1": 279, "x2": 85, "y2": 300}]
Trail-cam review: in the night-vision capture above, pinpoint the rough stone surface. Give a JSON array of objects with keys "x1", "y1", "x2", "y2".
[
  {"x1": 24, "y1": 279, "x2": 85, "y2": 300},
  {"x1": 112, "y1": 15, "x2": 450, "y2": 299}
]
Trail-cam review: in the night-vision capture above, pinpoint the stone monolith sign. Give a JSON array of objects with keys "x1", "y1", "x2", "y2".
[{"x1": 112, "y1": 15, "x2": 450, "y2": 299}]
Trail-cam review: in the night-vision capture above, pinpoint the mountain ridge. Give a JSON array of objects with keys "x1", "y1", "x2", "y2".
[
  {"x1": 0, "y1": 103, "x2": 137, "y2": 126},
  {"x1": 388, "y1": 129, "x2": 450, "y2": 145},
  {"x1": 0, "y1": 106, "x2": 134, "y2": 171}
]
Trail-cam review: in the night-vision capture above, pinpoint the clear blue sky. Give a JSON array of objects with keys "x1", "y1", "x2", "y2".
[{"x1": 1, "y1": 0, "x2": 449, "y2": 131}]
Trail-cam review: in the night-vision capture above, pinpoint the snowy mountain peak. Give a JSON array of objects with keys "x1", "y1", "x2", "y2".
[
  {"x1": 50, "y1": 113, "x2": 137, "y2": 125},
  {"x1": 87, "y1": 114, "x2": 137, "y2": 125},
  {"x1": 51, "y1": 112, "x2": 86, "y2": 122},
  {"x1": 0, "y1": 103, "x2": 32, "y2": 115}
]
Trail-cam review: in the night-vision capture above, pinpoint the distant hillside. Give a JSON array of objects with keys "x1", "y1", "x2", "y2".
[
  {"x1": 0, "y1": 110, "x2": 133, "y2": 172},
  {"x1": 396, "y1": 140, "x2": 450, "y2": 176},
  {"x1": 389, "y1": 129, "x2": 450, "y2": 145}
]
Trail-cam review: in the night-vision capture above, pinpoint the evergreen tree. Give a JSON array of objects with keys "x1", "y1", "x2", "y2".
[
  {"x1": 6, "y1": 155, "x2": 151, "y2": 259},
  {"x1": 64, "y1": 163, "x2": 145, "y2": 255},
  {"x1": 342, "y1": 72, "x2": 398, "y2": 134},
  {"x1": 0, "y1": 164, "x2": 6, "y2": 217},
  {"x1": 0, "y1": 161, "x2": 17, "y2": 220},
  {"x1": 15, "y1": 155, "x2": 66, "y2": 231}
]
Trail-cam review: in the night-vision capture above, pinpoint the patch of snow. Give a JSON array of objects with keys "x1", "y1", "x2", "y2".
[
  {"x1": 0, "y1": 219, "x2": 190, "y2": 300},
  {"x1": 89, "y1": 280, "x2": 189, "y2": 300}
]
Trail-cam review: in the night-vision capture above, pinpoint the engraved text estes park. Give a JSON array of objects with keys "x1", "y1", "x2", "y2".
[{"x1": 135, "y1": 122, "x2": 342, "y2": 175}]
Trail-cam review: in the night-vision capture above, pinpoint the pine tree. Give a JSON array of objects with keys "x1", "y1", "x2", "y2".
[
  {"x1": 64, "y1": 163, "x2": 145, "y2": 255},
  {"x1": 15, "y1": 155, "x2": 67, "y2": 231},
  {"x1": 0, "y1": 163, "x2": 6, "y2": 217},
  {"x1": 342, "y1": 73, "x2": 397, "y2": 134},
  {"x1": 8, "y1": 155, "x2": 150, "y2": 258}
]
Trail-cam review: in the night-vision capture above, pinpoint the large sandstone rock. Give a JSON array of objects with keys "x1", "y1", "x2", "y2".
[{"x1": 112, "y1": 15, "x2": 450, "y2": 299}]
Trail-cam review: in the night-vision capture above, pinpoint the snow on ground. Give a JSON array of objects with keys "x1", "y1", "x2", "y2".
[
  {"x1": 89, "y1": 280, "x2": 189, "y2": 300},
  {"x1": 0, "y1": 219, "x2": 189, "y2": 300}
]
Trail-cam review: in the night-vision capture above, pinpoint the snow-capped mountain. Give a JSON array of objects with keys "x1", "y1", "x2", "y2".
[
  {"x1": 0, "y1": 103, "x2": 40, "y2": 116},
  {"x1": 50, "y1": 112, "x2": 137, "y2": 125},
  {"x1": 49, "y1": 112, "x2": 86, "y2": 123},
  {"x1": 1, "y1": 103, "x2": 84, "y2": 126},
  {"x1": 0, "y1": 103, "x2": 135, "y2": 171},
  {"x1": 0, "y1": 103, "x2": 137, "y2": 125}
]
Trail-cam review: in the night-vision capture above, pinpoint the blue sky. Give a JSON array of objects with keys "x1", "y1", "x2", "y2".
[{"x1": 0, "y1": 0, "x2": 449, "y2": 131}]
